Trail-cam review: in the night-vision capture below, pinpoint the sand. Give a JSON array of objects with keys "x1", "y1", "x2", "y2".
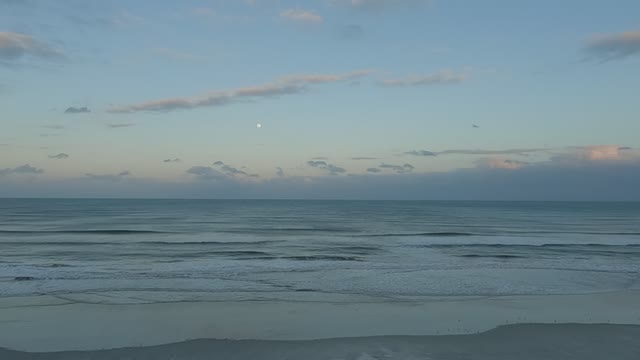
[
  {"x1": 1, "y1": 324, "x2": 639, "y2": 360},
  {"x1": 1, "y1": 290, "x2": 640, "y2": 358}
]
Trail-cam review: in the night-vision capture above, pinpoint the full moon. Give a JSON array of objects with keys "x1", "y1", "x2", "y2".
[{"x1": 256, "y1": 123, "x2": 262, "y2": 128}]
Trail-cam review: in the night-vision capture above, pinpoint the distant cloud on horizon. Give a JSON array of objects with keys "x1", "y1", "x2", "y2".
[
  {"x1": 163, "y1": 158, "x2": 181, "y2": 163},
  {"x1": 85, "y1": 170, "x2": 131, "y2": 181},
  {"x1": 0, "y1": 164, "x2": 44, "y2": 176},
  {"x1": 64, "y1": 106, "x2": 90, "y2": 114},
  {"x1": 48, "y1": 153, "x2": 69, "y2": 159},
  {"x1": 405, "y1": 148, "x2": 547, "y2": 157},
  {"x1": 107, "y1": 123, "x2": 135, "y2": 128}
]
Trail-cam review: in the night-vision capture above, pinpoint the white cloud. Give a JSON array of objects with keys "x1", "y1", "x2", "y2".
[{"x1": 280, "y1": 9, "x2": 324, "y2": 25}]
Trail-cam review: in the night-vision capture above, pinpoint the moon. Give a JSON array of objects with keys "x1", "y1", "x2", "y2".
[{"x1": 256, "y1": 123, "x2": 262, "y2": 128}]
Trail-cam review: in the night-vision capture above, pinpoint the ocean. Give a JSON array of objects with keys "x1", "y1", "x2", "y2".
[{"x1": 2, "y1": 199, "x2": 639, "y2": 303}]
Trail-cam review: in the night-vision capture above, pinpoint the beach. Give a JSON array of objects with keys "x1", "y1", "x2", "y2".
[{"x1": 1, "y1": 290, "x2": 640, "y2": 357}]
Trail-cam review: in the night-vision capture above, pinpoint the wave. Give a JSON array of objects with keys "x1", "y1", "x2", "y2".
[
  {"x1": 243, "y1": 255, "x2": 363, "y2": 262},
  {"x1": 0, "y1": 229, "x2": 172, "y2": 235},
  {"x1": 0, "y1": 240, "x2": 278, "y2": 246},
  {"x1": 356, "y1": 232, "x2": 477, "y2": 237}
]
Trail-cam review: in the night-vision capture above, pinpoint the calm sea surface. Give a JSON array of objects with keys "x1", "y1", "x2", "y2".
[{"x1": 1, "y1": 199, "x2": 639, "y2": 303}]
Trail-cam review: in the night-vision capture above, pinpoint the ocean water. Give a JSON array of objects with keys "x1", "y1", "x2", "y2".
[{"x1": 1, "y1": 199, "x2": 640, "y2": 303}]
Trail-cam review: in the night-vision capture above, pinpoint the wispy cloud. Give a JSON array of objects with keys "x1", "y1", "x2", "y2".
[
  {"x1": 352, "y1": 156, "x2": 378, "y2": 160},
  {"x1": 584, "y1": 30, "x2": 640, "y2": 62},
  {"x1": 163, "y1": 158, "x2": 181, "y2": 163},
  {"x1": 280, "y1": 9, "x2": 324, "y2": 24},
  {"x1": 307, "y1": 160, "x2": 347, "y2": 175},
  {"x1": 405, "y1": 148, "x2": 547, "y2": 157},
  {"x1": 331, "y1": 0, "x2": 431, "y2": 10},
  {"x1": 64, "y1": 106, "x2": 90, "y2": 114},
  {"x1": 366, "y1": 167, "x2": 381, "y2": 173},
  {"x1": 378, "y1": 163, "x2": 414, "y2": 173},
  {"x1": 187, "y1": 166, "x2": 226, "y2": 180},
  {"x1": 0, "y1": 32, "x2": 65, "y2": 64},
  {"x1": 107, "y1": 123, "x2": 135, "y2": 128},
  {"x1": 48, "y1": 153, "x2": 69, "y2": 159},
  {"x1": 85, "y1": 170, "x2": 131, "y2": 181},
  {"x1": 213, "y1": 161, "x2": 259, "y2": 178},
  {"x1": 108, "y1": 70, "x2": 371, "y2": 114},
  {"x1": 0, "y1": 164, "x2": 44, "y2": 176},
  {"x1": 380, "y1": 70, "x2": 467, "y2": 87}
]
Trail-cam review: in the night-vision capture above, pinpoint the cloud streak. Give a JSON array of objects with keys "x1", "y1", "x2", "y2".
[
  {"x1": 380, "y1": 70, "x2": 467, "y2": 87},
  {"x1": 0, "y1": 32, "x2": 64, "y2": 63},
  {"x1": 85, "y1": 171, "x2": 131, "y2": 181},
  {"x1": 65, "y1": 106, "x2": 90, "y2": 114},
  {"x1": 0, "y1": 164, "x2": 44, "y2": 176},
  {"x1": 584, "y1": 30, "x2": 640, "y2": 62},
  {"x1": 280, "y1": 9, "x2": 323, "y2": 24},
  {"x1": 307, "y1": 160, "x2": 347, "y2": 175},
  {"x1": 48, "y1": 153, "x2": 69, "y2": 159},
  {"x1": 405, "y1": 148, "x2": 547, "y2": 157},
  {"x1": 107, "y1": 70, "x2": 371, "y2": 114}
]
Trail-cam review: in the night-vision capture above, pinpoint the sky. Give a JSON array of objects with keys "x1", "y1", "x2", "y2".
[{"x1": 1, "y1": 0, "x2": 639, "y2": 200}]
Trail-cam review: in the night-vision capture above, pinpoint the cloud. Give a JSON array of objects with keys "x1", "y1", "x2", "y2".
[
  {"x1": 3, "y1": 145, "x2": 640, "y2": 200},
  {"x1": 352, "y1": 157, "x2": 378, "y2": 160},
  {"x1": 107, "y1": 70, "x2": 371, "y2": 114},
  {"x1": 64, "y1": 106, "x2": 90, "y2": 114},
  {"x1": 107, "y1": 123, "x2": 135, "y2": 128},
  {"x1": 378, "y1": 163, "x2": 414, "y2": 173},
  {"x1": 339, "y1": 24, "x2": 364, "y2": 39},
  {"x1": 476, "y1": 157, "x2": 529, "y2": 170},
  {"x1": 366, "y1": 167, "x2": 381, "y2": 173},
  {"x1": 307, "y1": 160, "x2": 328, "y2": 168},
  {"x1": 311, "y1": 156, "x2": 328, "y2": 160},
  {"x1": 307, "y1": 160, "x2": 346, "y2": 175},
  {"x1": 85, "y1": 171, "x2": 131, "y2": 181},
  {"x1": 163, "y1": 158, "x2": 181, "y2": 163},
  {"x1": 405, "y1": 150, "x2": 438, "y2": 157},
  {"x1": 48, "y1": 153, "x2": 69, "y2": 159},
  {"x1": 280, "y1": 9, "x2": 323, "y2": 24},
  {"x1": 0, "y1": 32, "x2": 64, "y2": 63},
  {"x1": 331, "y1": 0, "x2": 431, "y2": 10},
  {"x1": 380, "y1": 70, "x2": 467, "y2": 87},
  {"x1": 0, "y1": 164, "x2": 44, "y2": 176},
  {"x1": 553, "y1": 145, "x2": 637, "y2": 163},
  {"x1": 405, "y1": 148, "x2": 547, "y2": 157},
  {"x1": 42, "y1": 124, "x2": 65, "y2": 130},
  {"x1": 213, "y1": 161, "x2": 259, "y2": 178},
  {"x1": 187, "y1": 166, "x2": 225, "y2": 180},
  {"x1": 584, "y1": 30, "x2": 640, "y2": 62},
  {"x1": 276, "y1": 167, "x2": 285, "y2": 177}
]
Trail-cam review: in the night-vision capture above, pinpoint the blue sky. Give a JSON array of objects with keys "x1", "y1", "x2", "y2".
[{"x1": 1, "y1": 0, "x2": 639, "y2": 199}]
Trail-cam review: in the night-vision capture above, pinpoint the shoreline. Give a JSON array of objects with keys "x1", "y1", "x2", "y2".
[
  {"x1": 1, "y1": 323, "x2": 640, "y2": 360},
  {"x1": 2, "y1": 290, "x2": 640, "y2": 352}
]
